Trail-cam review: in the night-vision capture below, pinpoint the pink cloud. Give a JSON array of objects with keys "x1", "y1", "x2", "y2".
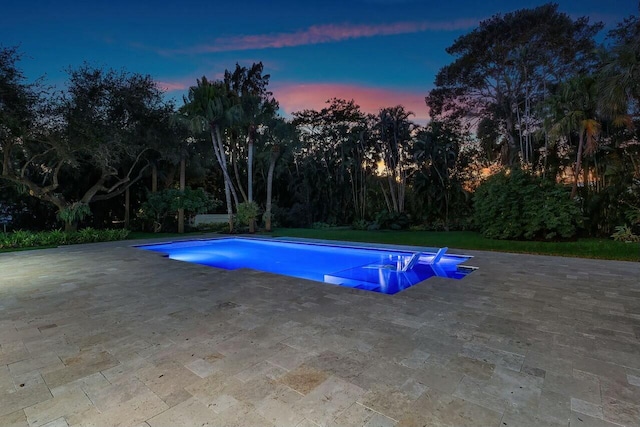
[
  {"x1": 273, "y1": 82, "x2": 430, "y2": 124},
  {"x1": 156, "y1": 80, "x2": 189, "y2": 92},
  {"x1": 167, "y1": 19, "x2": 479, "y2": 54}
]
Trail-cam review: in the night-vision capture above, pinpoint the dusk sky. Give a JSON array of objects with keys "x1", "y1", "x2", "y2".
[{"x1": 1, "y1": 0, "x2": 636, "y2": 124}]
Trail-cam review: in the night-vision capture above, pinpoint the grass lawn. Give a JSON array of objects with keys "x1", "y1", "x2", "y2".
[
  {"x1": 269, "y1": 228, "x2": 640, "y2": 262},
  {"x1": 127, "y1": 231, "x2": 209, "y2": 240},
  {"x1": 2, "y1": 228, "x2": 637, "y2": 262}
]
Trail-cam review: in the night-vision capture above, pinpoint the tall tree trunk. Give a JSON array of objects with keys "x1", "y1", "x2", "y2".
[
  {"x1": 211, "y1": 127, "x2": 235, "y2": 232},
  {"x1": 248, "y1": 133, "x2": 254, "y2": 203},
  {"x1": 265, "y1": 146, "x2": 279, "y2": 232},
  {"x1": 397, "y1": 171, "x2": 406, "y2": 213},
  {"x1": 516, "y1": 104, "x2": 524, "y2": 162},
  {"x1": 386, "y1": 169, "x2": 398, "y2": 212},
  {"x1": 63, "y1": 218, "x2": 77, "y2": 233},
  {"x1": 349, "y1": 170, "x2": 359, "y2": 220},
  {"x1": 583, "y1": 160, "x2": 589, "y2": 193},
  {"x1": 380, "y1": 182, "x2": 392, "y2": 213},
  {"x1": 178, "y1": 158, "x2": 186, "y2": 234},
  {"x1": 570, "y1": 131, "x2": 585, "y2": 199},
  {"x1": 224, "y1": 180, "x2": 233, "y2": 233},
  {"x1": 543, "y1": 131, "x2": 549, "y2": 179},
  {"x1": 164, "y1": 164, "x2": 176, "y2": 189},
  {"x1": 151, "y1": 163, "x2": 158, "y2": 192},
  {"x1": 504, "y1": 115, "x2": 518, "y2": 165},
  {"x1": 247, "y1": 131, "x2": 255, "y2": 233},
  {"x1": 231, "y1": 149, "x2": 248, "y2": 202},
  {"x1": 359, "y1": 148, "x2": 367, "y2": 219},
  {"x1": 213, "y1": 128, "x2": 239, "y2": 208},
  {"x1": 124, "y1": 187, "x2": 130, "y2": 229}
]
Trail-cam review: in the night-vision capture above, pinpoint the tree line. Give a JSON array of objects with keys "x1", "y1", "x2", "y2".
[{"x1": 1, "y1": 4, "x2": 638, "y2": 240}]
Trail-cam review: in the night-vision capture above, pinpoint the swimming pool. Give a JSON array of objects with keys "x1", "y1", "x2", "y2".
[{"x1": 137, "y1": 238, "x2": 474, "y2": 295}]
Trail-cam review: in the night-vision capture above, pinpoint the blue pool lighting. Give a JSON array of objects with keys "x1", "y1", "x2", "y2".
[{"x1": 136, "y1": 238, "x2": 474, "y2": 295}]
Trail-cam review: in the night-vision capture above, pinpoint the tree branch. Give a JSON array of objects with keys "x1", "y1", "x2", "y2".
[
  {"x1": 91, "y1": 162, "x2": 150, "y2": 202},
  {"x1": 20, "y1": 147, "x2": 55, "y2": 178}
]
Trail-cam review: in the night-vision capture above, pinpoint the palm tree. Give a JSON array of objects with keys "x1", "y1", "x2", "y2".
[
  {"x1": 264, "y1": 144, "x2": 281, "y2": 232},
  {"x1": 412, "y1": 119, "x2": 463, "y2": 229},
  {"x1": 224, "y1": 63, "x2": 278, "y2": 232},
  {"x1": 597, "y1": 15, "x2": 639, "y2": 123},
  {"x1": 177, "y1": 155, "x2": 186, "y2": 233},
  {"x1": 262, "y1": 118, "x2": 296, "y2": 231},
  {"x1": 180, "y1": 77, "x2": 241, "y2": 232},
  {"x1": 547, "y1": 76, "x2": 600, "y2": 199},
  {"x1": 376, "y1": 106, "x2": 414, "y2": 213}
]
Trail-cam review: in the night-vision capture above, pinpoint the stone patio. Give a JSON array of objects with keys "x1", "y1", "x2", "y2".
[{"x1": 0, "y1": 236, "x2": 639, "y2": 427}]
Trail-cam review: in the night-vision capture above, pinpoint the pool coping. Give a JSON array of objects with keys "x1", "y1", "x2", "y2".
[
  {"x1": 132, "y1": 234, "x2": 475, "y2": 262},
  {"x1": 133, "y1": 235, "x2": 476, "y2": 295}
]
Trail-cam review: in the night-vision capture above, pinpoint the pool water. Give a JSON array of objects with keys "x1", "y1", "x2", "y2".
[{"x1": 137, "y1": 238, "x2": 473, "y2": 295}]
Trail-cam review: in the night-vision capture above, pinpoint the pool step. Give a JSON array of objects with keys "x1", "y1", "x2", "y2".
[
  {"x1": 400, "y1": 247, "x2": 449, "y2": 272},
  {"x1": 430, "y1": 247, "x2": 448, "y2": 264},
  {"x1": 323, "y1": 274, "x2": 381, "y2": 291},
  {"x1": 401, "y1": 252, "x2": 422, "y2": 272}
]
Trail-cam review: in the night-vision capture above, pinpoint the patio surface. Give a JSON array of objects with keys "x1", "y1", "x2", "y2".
[{"x1": 0, "y1": 237, "x2": 639, "y2": 427}]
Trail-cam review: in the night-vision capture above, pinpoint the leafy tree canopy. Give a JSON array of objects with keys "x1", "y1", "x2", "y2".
[
  {"x1": 427, "y1": 3, "x2": 603, "y2": 164},
  {"x1": 1, "y1": 53, "x2": 174, "y2": 230}
]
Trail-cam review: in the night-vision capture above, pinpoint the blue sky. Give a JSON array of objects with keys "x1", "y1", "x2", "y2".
[{"x1": 1, "y1": 0, "x2": 636, "y2": 123}]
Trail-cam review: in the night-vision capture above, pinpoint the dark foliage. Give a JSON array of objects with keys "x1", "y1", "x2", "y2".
[{"x1": 473, "y1": 168, "x2": 582, "y2": 240}]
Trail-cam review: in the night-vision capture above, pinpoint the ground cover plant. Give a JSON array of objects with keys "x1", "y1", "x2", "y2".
[
  {"x1": 270, "y1": 228, "x2": 639, "y2": 262},
  {"x1": 0, "y1": 229, "x2": 130, "y2": 251}
]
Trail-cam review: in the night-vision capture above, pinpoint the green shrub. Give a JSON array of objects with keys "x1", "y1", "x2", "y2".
[
  {"x1": 312, "y1": 222, "x2": 331, "y2": 229},
  {"x1": 371, "y1": 210, "x2": 411, "y2": 230},
  {"x1": 40, "y1": 229, "x2": 68, "y2": 246},
  {"x1": 611, "y1": 225, "x2": 640, "y2": 242},
  {"x1": 138, "y1": 187, "x2": 220, "y2": 232},
  {"x1": 411, "y1": 217, "x2": 473, "y2": 232},
  {"x1": 473, "y1": 168, "x2": 582, "y2": 240},
  {"x1": 615, "y1": 203, "x2": 640, "y2": 239},
  {"x1": 410, "y1": 219, "x2": 448, "y2": 232},
  {"x1": 236, "y1": 201, "x2": 260, "y2": 226},
  {"x1": 6, "y1": 230, "x2": 39, "y2": 247},
  {"x1": 351, "y1": 219, "x2": 369, "y2": 230},
  {"x1": 77, "y1": 227, "x2": 101, "y2": 243},
  {"x1": 196, "y1": 222, "x2": 229, "y2": 233},
  {"x1": 0, "y1": 228, "x2": 130, "y2": 250},
  {"x1": 57, "y1": 203, "x2": 92, "y2": 225}
]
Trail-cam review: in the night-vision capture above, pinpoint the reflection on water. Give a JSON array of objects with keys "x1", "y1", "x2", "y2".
[{"x1": 138, "y1": 238, "x2": 474, "y2": 295}]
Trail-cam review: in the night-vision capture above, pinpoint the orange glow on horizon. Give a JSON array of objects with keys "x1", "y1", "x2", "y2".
[{"x1": 273, "y1": 82, "x2": 430, "y2": 124}]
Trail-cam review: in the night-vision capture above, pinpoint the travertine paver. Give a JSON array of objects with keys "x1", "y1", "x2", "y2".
[
  {"x1": 0, "y1": 409, "x2": 29, "y2": 427},
  {"x1": 358, "y1": 385, "x2": 415, "y2": 420},
  {"x1": 328, "y1": 402, "x2": 379, "y2": 426},
  {"x1": 255, "y1": 394, "x2": 306, "y2": 426},
  {"x1": 0, "y1": 236, "x2": 639, "y2": 426},
  {"x1": 0, "y1": 382, "x2": 51, "y2": 418},
  {"x1": 397, "y1": 388, "x2": 503, "y2": 426},
  {"x1": 41, "y1": 418, "x2": 69, "y2": 427},
  {"x1": 23, "y1": 388, "x2": 92, "y2": 427},
  {"x1": 184, "y1": 358, "x2": 217, "y2": 378},
  {"x1": 293, "y1": 375, "x2": 365, "y2": 426},
  {"x1": 146, "y1": 397, "x2": 217, "y2": 426},
  {"x1": 628, "y1": 374, "x2": 640, "y2": 387}
]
